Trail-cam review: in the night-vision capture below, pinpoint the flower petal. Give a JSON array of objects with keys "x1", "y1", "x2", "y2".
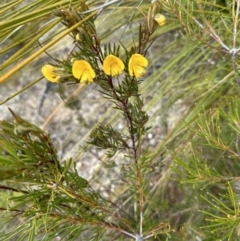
[
  {"x1": 103, "y1": 55, "x2": 124, "y2": 76},
  {"x1": 41, "y1": 64, "x2": 60, "y2": 83},
  {"x1": 72, "y1": 60, "x2": 95, "y2": 83},
  {"x1": 133, "y1": 66, "x2": 146, "y2": 78},
  {"x1": 128, "y1": 54, "x2": 148, "y2": 78},
  {"x1": 154, "y1": 14, "x2": 166, "y2": 26}
]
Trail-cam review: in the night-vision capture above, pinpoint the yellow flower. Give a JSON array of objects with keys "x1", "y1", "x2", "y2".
[
  {"x1": 103, "y1": 55, "x2": 125, "y2": 76},
  {"x1": 128, "y1": 54, "x2": 148, "y2": 78},
  {"x1": 41, "y1": 64, "x2": 61, "y2": 83},
  {"x1": 154, "y1": 14, "x2": 166, "y2": 26},
  {"x1": 72, "y1": 60, "x2": 96, "y2": 84}
]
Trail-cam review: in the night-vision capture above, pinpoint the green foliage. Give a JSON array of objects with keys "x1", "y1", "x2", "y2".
[
  {"x1": 171, "y1": 96, "x2": 240, "y2": 240},
  {"x1": 0, "y1": 110, "x2": 137, "y2": 240},
  {"x1": 2, "y1": 0, "x2": 240, "y2": 240},
  {"x1": 0, "y1": 1, "x2": 174, "y2": 240}
]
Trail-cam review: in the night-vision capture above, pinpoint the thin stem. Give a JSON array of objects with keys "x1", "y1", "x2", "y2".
[
  {"x1": 0, "y1": 185, "x2": 29, "y2": 194},
  {"x1": 136, "y1": 128, "x2": 144, "y2": 236},
  {"x1": 95, "y1": 46, "x2": 138, "y2": 161},
  {"x1": 48, "y1": 212, "x2": 137, "y2": 239},
  {"x1": 233, "y1": 0, "x2": 240, "y2": 49},
  {"x1": 231, "y1": 0, "x2": 240, "y2": 88},
  {"x1": 139, "y1": 171, "x2": 143, "y2": 236},
  {"x1": 90, "y1": 16, "x2": 147, "y2": 238},
  {"x1": 196, "y1": 2, "x2": 229, "y2": 51},
  {"x1": 59, "y1": 184, "x2": 135, "y2": 233},
  {"x1": 0, "y1": 77, "x2": 42, "y2": 105},
  {"x1": 143, "y1": 223, "x2": 171, "y2": 240}
]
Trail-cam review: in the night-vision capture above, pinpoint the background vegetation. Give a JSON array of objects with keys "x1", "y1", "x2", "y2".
[{"x1": 1, "y1": 0, "x2": 240, "y2": 240}]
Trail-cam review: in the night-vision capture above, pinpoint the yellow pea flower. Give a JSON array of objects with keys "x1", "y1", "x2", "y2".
[
  {"x1": 103, "y1": 55, "x2": 125, "y2": 76},
  {"x1": 154, "y1": 14, "x2": 166, "y2": 26},
  {"x1": 72, "y1": 60, "x2": 96, "y2": 84},
  {"x1": 41, "y1": 64, "x2": 61, "y2": 83},
  {"x1": 128, "y1": 54, "x2": 148, "y2": 78}
]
